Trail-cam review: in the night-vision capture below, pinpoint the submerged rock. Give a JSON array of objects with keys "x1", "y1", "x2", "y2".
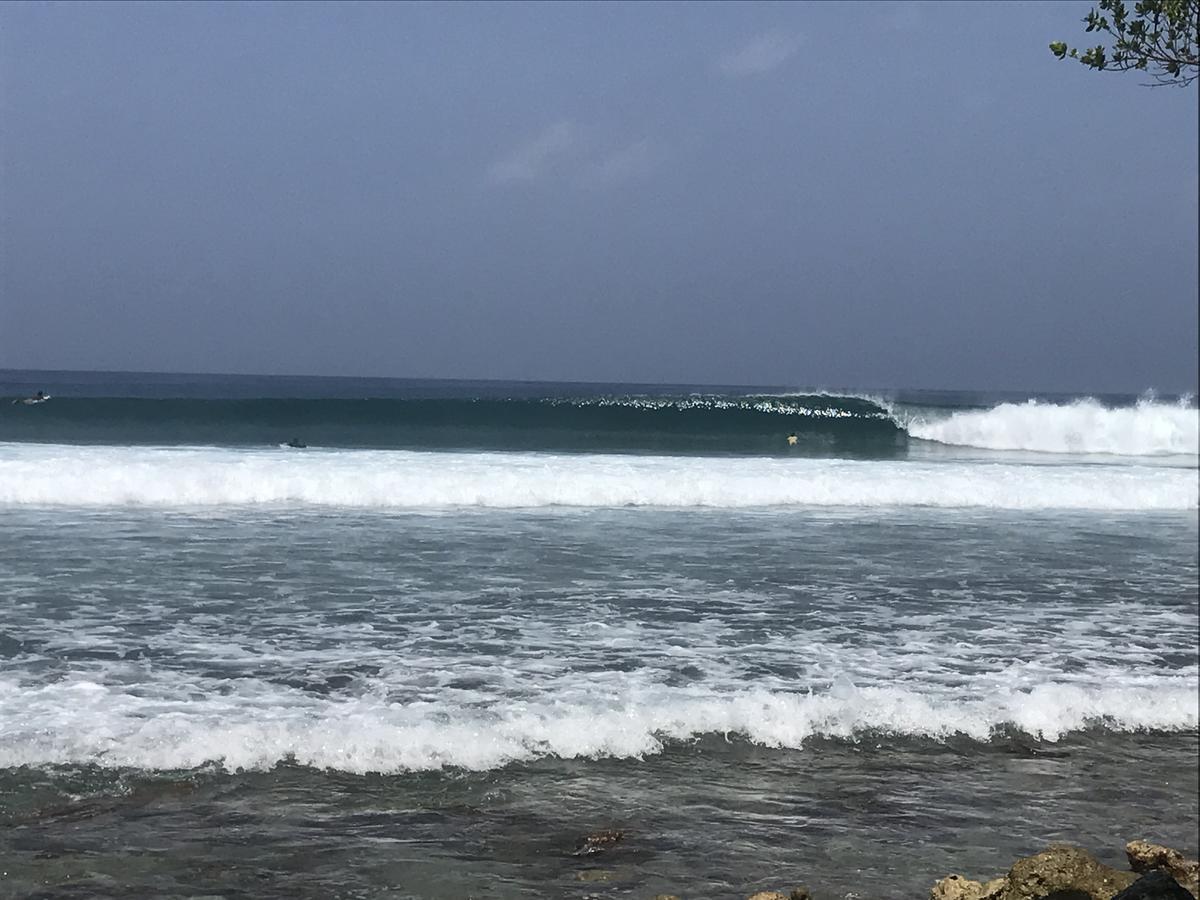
[
  {"x1": 573, "y1": 829, "x2": 624, "y2": 856},
  {"x1": 574, "y1": 869, "x2": 614, "y2": 882},
  {"x1": 746, "y1": 890, "x2": 812, "y2": 900},
  {"x1": 1112, "y1": 871, "x2": 1196, "y2": 900},
  {"x1": 1125, "y1": 840, "x2": 1199, "y2": 898}
]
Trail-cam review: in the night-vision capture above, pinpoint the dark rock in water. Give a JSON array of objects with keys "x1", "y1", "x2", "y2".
[
  {"x1": 573, "y1": 829, "x2": 623, "y2": 856},
  {"x1": 1112, "y1": 871, "x2": 1196, "y2": 900},
  {"x1": 1125, "y1": 841, "x2": 1199, "y2": 898}
]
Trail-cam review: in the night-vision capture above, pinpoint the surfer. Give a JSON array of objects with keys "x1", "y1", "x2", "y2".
[
  {"x1": 12, "y1": 390, "x2": 49, "y2": 405},
  {"x1": 786, "y1": 432, "x2": 798, "y2": 446},
  {"x1": 285, "y1": 437, "x2": 307, "y2": 449}
]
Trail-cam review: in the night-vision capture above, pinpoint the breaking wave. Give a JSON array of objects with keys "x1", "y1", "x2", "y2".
[
  {"x1": 1, "y1": 677, "x2": 1194, "y2": 773},
  {"x1": 4, "y1": 391, "x2": 1196, "y2": 460},
  {"x1": 907, "y1": 397, "x2": 1198, "y2": 458}
]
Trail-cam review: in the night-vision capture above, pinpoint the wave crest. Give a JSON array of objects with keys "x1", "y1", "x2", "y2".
[{"x1": 1, "y1": 679, "x2": 1194, "y2": 773}]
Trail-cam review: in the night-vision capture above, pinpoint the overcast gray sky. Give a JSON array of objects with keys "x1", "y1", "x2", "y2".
[{"x1": 1, "y1": 1, "x2": 1196, "y2": 393}]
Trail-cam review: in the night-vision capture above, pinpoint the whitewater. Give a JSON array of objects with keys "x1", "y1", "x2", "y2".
[
  {"x1": 904, "y1": 396, "x2": 1198, "y2": 457},
  {"x1": 2, "y1": 676, "x2": 1195, "y2": 773},
  {"x1": 0, "y1": 442, "x2": 1193, "y2": 509}
]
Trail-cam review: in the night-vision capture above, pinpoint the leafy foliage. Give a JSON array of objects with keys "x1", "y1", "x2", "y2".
[{"x1": 1050, "y1": 0, "x2": 1199, "y2": 86}]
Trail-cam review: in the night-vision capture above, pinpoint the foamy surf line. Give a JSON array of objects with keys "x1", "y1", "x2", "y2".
[
  {"x1": 0, "y1": 444, "x2": 1193, "y2": 510},
  {"x1": 1, "y1": 680, "x2": 1194, "y2": 773}
]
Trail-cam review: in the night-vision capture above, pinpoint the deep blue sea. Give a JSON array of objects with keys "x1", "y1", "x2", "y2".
[{"x1": 1, "y1": 370, "x2": 1197, "y2": 899}]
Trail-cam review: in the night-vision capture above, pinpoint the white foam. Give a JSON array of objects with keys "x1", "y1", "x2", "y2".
[
  {"x1": 908, "y1": 397, "x2": 1199, "y2": 457},
  {"x1": 0, "y1": 675, "x2": 1194, "y2": 773},
  {"x1": 0, "y1": 443, "x2": 1193, "y2": 510}
]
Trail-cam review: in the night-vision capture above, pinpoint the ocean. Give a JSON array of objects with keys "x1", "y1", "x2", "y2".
[{"x1": 1, "y1": 370, "x2": 1196, "y2": 899}]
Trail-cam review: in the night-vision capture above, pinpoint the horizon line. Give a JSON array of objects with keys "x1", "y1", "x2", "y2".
[{"x1": 0, "y1": 365, "x2": 1193, "y2": 400}]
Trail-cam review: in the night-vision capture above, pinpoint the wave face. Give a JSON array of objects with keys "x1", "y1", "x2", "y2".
[
  {"x1": 4, "y1": 386, "x2": 1196, "y2": 463},
  {"x1": 0, "y1": 394, "x2": 903, "y2": 456},
  {"x1": 0, "y1": 443, "x2": 1193, "y2": 509},
  {"x1": 907, "y1": 397, "x2": 1199, "y2": 457}
]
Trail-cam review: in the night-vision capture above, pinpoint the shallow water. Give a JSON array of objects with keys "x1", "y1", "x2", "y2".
[
  {"x1": 2, "y1": 733, "x2": 1197, "y2": 899},
  {"x1": 2, "y1": 506, "x2": 1197, "y2": 898}
]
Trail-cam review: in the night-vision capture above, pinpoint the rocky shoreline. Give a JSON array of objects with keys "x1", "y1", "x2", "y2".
[
  {"x1": 574, "y1": 833, "x2": 1198, "y2": 900},
  {"x1": 751, "y1": 840, "x2": 1197, "y2": 900},
  {"x1": 926, "y1": 841, "x2": 1198, "y2": 900}
]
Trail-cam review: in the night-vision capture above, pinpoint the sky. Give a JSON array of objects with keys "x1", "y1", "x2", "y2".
[{"x1": 1, "y1": 1, "x2": 1197, "y2": 393}]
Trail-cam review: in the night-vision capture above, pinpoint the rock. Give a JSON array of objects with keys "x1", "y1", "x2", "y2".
[
  {"x1": 931, "y1": 845, "x2": 1137, "y2": 900},
  {"x1": 931, "y1": 874, "x2": 1006, "y2": 900},
  {"x1": 1000, "y1": 845, "x2": 1136, "y2": 900},
  {"x1": 652, "y1": 895, "x2": 682, "y2": 900},
  {"x1": 1113, "y1": 871, "x2": 1196, "y2": 900},
  {"x1": 746, "y1": 893, "x2": 790, "y2": 900},
  {"x1": 573, "y1": 829, "x2": 624, "y2": 856},
  {"x1": 1126, "y1": 841, "x2": 1199, "y2": 898}
]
